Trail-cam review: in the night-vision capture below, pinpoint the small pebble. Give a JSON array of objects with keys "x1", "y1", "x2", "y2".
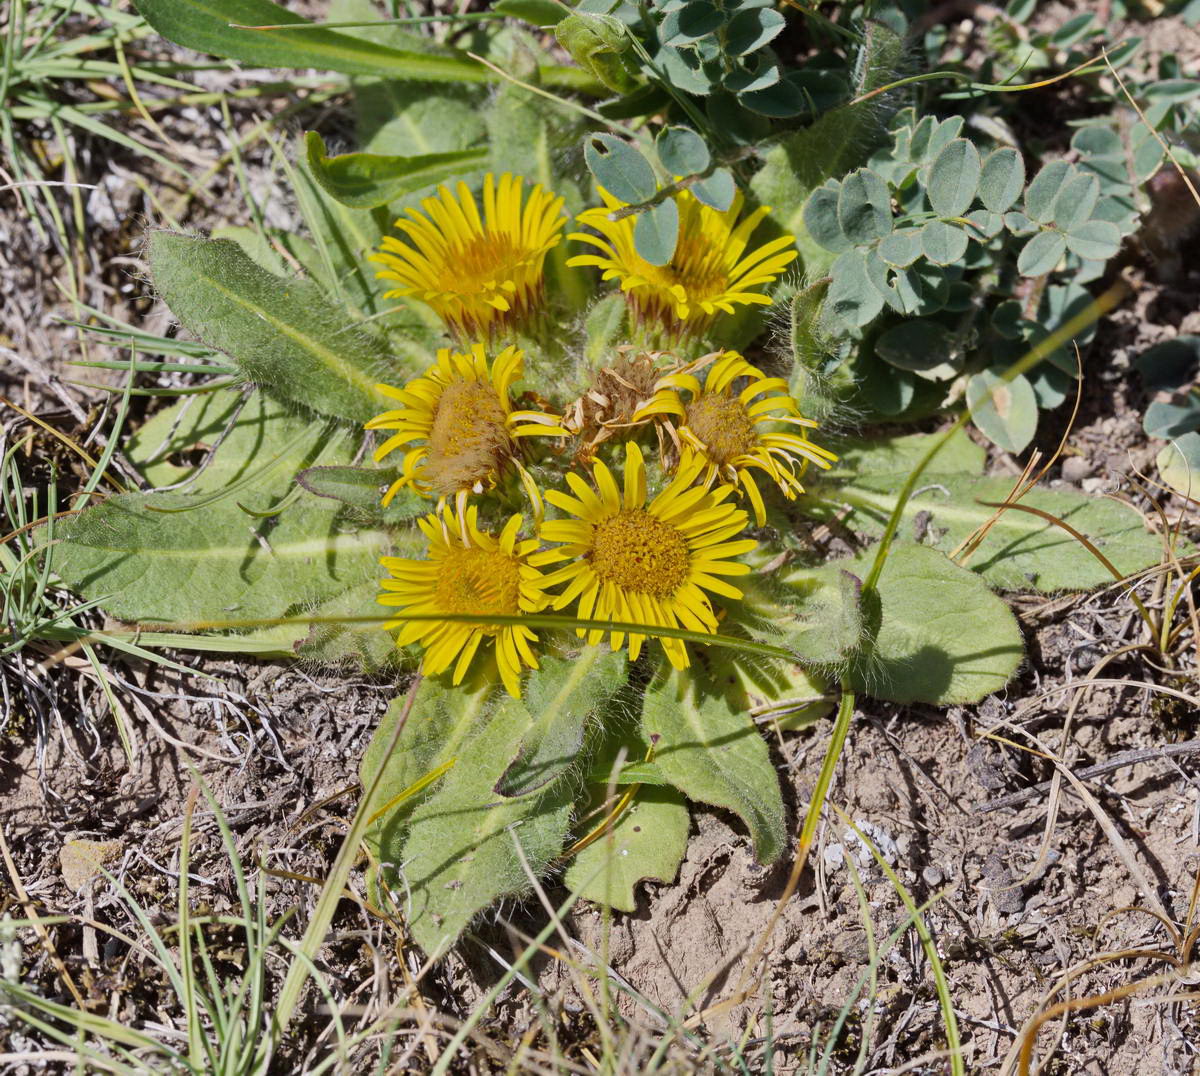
[
  {"x1": 1060, "y1": 456, "x2": 1094, "y2": 482},
  {"x1": 922, "y1": 865, "x2": 944, "y2": 887}
]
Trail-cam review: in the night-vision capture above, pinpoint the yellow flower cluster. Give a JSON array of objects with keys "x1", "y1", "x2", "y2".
[{"x1": 367, "y1": 172, "x2": 834, "y2": 696}]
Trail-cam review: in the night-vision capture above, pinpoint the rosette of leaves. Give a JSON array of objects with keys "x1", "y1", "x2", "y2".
[
  {"x1": 797, "y1": 109, "x2": 1135, "y2": 451},
  {"x1": 43, "y1": 0, "x2": 1172, "y2": 961}
]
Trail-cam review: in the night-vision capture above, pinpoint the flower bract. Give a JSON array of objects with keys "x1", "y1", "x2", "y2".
[
  {"x1": 378, "y1": 507, "x2": 548, "y2": 697},
  {"x1": 635, "y1": 351, "x2": 836, "y2": 525},
  {"x1": 372, "y1": 173, "x2": 566, "y2": 342},
  {"x1": 367, "y1": 343, "x2": 566, "y2": 515},
  {"x1": 534, "y1": 441, "x2": 756, "y2": 669},
  {"x1": 567, "y1": 189, "x2": 798, "y2": 341}
]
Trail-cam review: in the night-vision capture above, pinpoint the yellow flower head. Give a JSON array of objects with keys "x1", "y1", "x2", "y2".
[
  {"x1": 567, "y1": 188, "x2": 798, "y2": 340},
  {"x1": 379, "y1": 506, "x2": 548, "y2": 697},
  {"x1": 371, "y1": 173, "x2": 566, "y2": 342},
  {"x1": 635, "y1": 351, "x2": 836, "y2": 525},
  {"x1": 533, "y1": 442, "x2": 756, "y2": 669},
  {"x1": 367, "y1": 343, "x2": 567, "y2": 515}
]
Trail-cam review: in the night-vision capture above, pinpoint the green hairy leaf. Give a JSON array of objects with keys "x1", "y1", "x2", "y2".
[
  {"x1": 821, "y1": 429, "x2": 985, "y2": 482},
  {"x1": 304, "y1": 131, "x2": 487, "y2": 210},
  {"x1": 496, "y1": 648, "x2": 628, "y2": 798},
  {"x1": 149, "y1": 233, "x2": 394, "y2": 424},
  {"x1": 132, "y1": 0, "x2": 492, "y2": 81},
  {"x1": 555, "y1": 12, "x2": 634, "y2": 92},
  {"x1": 132, "y1": 0, "x2": 592, "y2": 87},
  {"x1": 565, "y1": 786, "x2": 690, "y2": 912},
  {"x1": 361, "y1": 675, "x2": 499, "y2": 848},
  {"x1": 493, "y1": 0, "x2": 567, "y2": 26},
  {"x1": 641, "y1": 665, "x2": 787, "y2": 864},
  {"x1": 295, "y1": 465, "x2": 426, "y2": 522},
  {"x1": 50, "y1": 392, "x2": 390, "y2": 643},
  {"x1": 838, "y1": 544, "x2": 1023, "y2": 705},
  {"x1": 392, "y1": 690, "x2": 576, "y2": 956},
  {"x1": 812, "y1": 473, "x2": 1164, "y2": 591}
]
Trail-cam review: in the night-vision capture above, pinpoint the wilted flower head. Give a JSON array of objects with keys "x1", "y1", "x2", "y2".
[{"x1": 563, "y1": 348, "x2": 673, "y2": 455}]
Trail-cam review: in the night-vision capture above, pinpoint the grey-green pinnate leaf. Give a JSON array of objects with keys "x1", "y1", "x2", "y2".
[
  {"x1": 584, "y1": 133, "x2": 657, "y2": 203},
  {"x1": 1063, "y1": 219, "x2": 1121, "y2": 261},
  {"x1": 634, "y1": 198, "x2": 680, "y2": 266},
  {"x1": 978, "y1": 146, "x2": 1025, "y2": 213},
  {"x1": 837, "y1": 167, "x2": 893, "y2": 244},
  {"x1": 927, "y1": 138, "x2": 981, "y2": 217},
  {"x1": 967, "y1": 368, "x2": 1038, "y2": 452},
  {"x1": 1023, "y1": 160, "x2": 1073, "y2": 223},
  {"x1": 920, "y1": 220, "x2": 968, "y2": 266},
  {"x1": 1017, "y1": 230, "x2": 1066, "y2": 276}
]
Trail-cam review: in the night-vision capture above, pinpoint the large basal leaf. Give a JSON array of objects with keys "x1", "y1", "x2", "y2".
[
  {"x1": 812, "y1": 473, "x2": 1164, "y2": 592},
  {"x1": 50, "y1": 486, "x2": 389, "y2": 635},
  {"x1": 640, "y1": 665, "x2": 786, "y2": 864},
  {"x1": 126, "y1": 387, "x2": 296, "y2": 491},
  {"x1": 51, "y1": 388, "x2": 396, "y2": 653},
  {"x1": 361, "y1": 673, "x2": 500, "y2": 853},
  {"x1": 131, "y1": 0, "x2": 592, "y2": 88},
  {"x1": 496, "y1": 647, "x2": 627, "y2": 798},
  {"x1": 790, "y1": 544, "x2": 1023, "y2": 705},
  {"x1": 149, "y1": 233, "x2": 396, "y2": 424},
  {"x1": 821, "y1": 429, "x2": 985, "y2": 483},
  {"x1": 305, "y1": 131, "x2": 488, "y2": 210},
  {"x1": 565, "y1": 786, "x2": 689, "y2": 912},
  {"x1": 392, "y1": 691, "x2": 576, "y2": 956}
]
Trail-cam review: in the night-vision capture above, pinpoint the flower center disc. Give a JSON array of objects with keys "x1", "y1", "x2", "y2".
[
  {"x1": 641, "y1": 236, "x2": 728, "y2": 302},
  {"x1": 685, "y1": 393, "x2": 757, "y2": 465},
  {"x1": 427, "y1": 379, "x2": 512, "y2": 492},
  {"x1": 436, "y1": 234, "x2": 522, "y2": 295},
  {"x1": 589, "y1": 509, "x2": 690, "y2": 598},
  {"x1": 435, "y1": 546, "x2": 521, "y2": 630}
]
